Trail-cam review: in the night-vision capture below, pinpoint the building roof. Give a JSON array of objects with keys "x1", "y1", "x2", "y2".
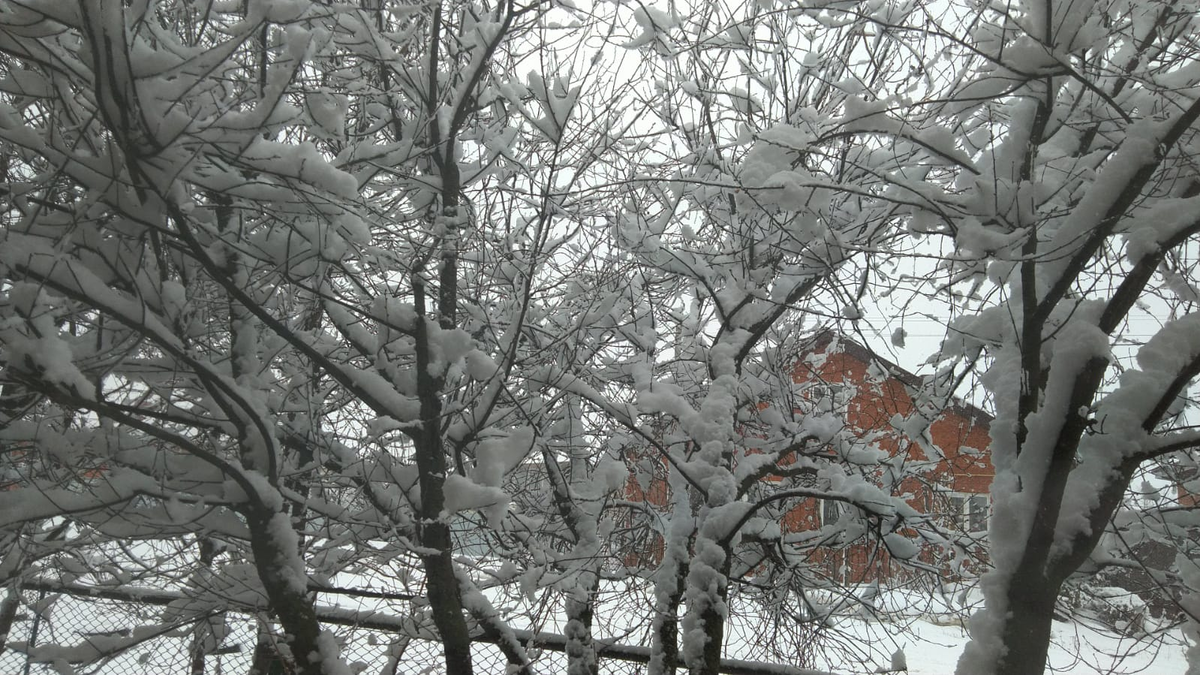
[{"x1": 801, "y1": 329, "x2": 994, "y2": 429}]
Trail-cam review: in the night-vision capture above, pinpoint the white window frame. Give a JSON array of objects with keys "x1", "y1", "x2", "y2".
[
  {"x1": 820, "y1": 498, "x2": 845, "y2": 527},
  {"x1": 805, "y1": 382, "x2": 848, "y2": 415},
  {"x1": 943, "y1": 492, "x2": 988, "y2": 533}
]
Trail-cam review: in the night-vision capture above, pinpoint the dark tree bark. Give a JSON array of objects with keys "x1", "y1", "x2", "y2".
[
  {"x1": 651, "y1": 553, "x2": 687, "y2": 675},
  {"x1": 245, "y1": 507, "x2": 326, "y2": 675},
  {"x1": 0, "y1": 584, "x2": 19, "y2": 661},
  {"x1": 407, "y1": 8, "x2": 475, "y2": 660}
]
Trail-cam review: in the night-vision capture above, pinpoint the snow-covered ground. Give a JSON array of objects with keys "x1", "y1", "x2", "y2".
[
  {"x1": 713, "y1": 585, "x2": 1192, "y2": 675},
  {"x1": 3, "y1": 579, "x2": 1190, "y2": 674},
  {"x1": 837, "y1": 616, "x2": 1188, "y2": 674}
]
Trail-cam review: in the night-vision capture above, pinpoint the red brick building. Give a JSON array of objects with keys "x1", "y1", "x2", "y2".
[
  {"x1": 623, "y1": 330, "x2": 995, "y2": 583},
  {"x1": 780, "y1": 331, "x2": 994, "y2": 582}
]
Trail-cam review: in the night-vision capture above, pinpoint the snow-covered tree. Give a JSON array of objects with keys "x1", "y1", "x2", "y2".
[
  {"x1": 861, "y1": 1, "x2": 1200, "y2": 672},
  {"x1": 592, "y1": 3, "x2": 983, "y2": 673},
  {"x1": 0, "y1": 1, "x2": 931, "y2": 670},
  {"x1": 0, "y1": 1, "x2": 617, "y2": 672},
  {"x1": 3, "y1": 0, "x2": 1198, "y2": 674}
]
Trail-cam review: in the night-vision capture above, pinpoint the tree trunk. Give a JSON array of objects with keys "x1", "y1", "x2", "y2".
[
  {"x1": 245, "y1": 507, "x2": 328, "y2": 675},
  {"x1": 410, "y1": 378, "x2": 476, "y2": 672},
  {"x1": 246, "y1": 619, "x2": 288, "y2": 672},
  {"x1": 418, "y1": 521, "x2": 474, "y2": 674},
  {"x1": 650, "y1": 555, "x2": 686, "y2": 675},
  {"x1": 692, "y1": 547, "x2": 732, "y2": 675},
  {"x1": 413, "y1": 311, "x2": 474, "y2": 675},
  {"x1": 697, "y1": 601, "x2": 727, "y2": 675},
  {"x1": 564, "y1": 569, "x2": 600, "y2": 675},
  {"x1": 190, "y1": 538, "x2": 219, "y2": 675},
  {"x1": 247, "y1": 621, "x2": 288, "y2": 675},
  {"x1": 0, "y1": 584, "x2": 18, "y2": 661},
  {"x1": 994, "y1": 577, "x2": 1058, "y2": 674}
]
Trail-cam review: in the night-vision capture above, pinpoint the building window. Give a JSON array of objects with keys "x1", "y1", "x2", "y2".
[
  {"x1": 946, "y1": 494, "x2": 988, "y2": 532},
  {"x1": 805, "y1": 382, "x2": 847, "y2": 414},
  {"x1": 820, "y1": 498, "x2": 844, "y2": 526}
]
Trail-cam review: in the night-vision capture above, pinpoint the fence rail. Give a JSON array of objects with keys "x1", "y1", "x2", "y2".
[{"x1": 1, "y1": 581, "x2": 836, "y2": 675}]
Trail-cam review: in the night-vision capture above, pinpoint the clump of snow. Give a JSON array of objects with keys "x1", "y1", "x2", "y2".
[
  {"x1": 623, "y1": 5, "x2": 676, "y2": 52},
  {"x1": 681, "y1": 535, "x2": 730, "y2": 666},
  {"x1": 593, "y1": 455, "x2": 630, "y2": 493},
  {"x1": 443, "y1": 474, "x2": 509, "y2": 527},
  {"x1": 701, "y1": 501, "x2": 755, "y2": 542},
  {"x1": 472, "y1": 427, "x2": 534, "y2": 488},
  {"x1": 311, "y1": 629, "x2": 354, "y2": 675},
  {"x1": 465, "y1": 349, "x2": 500, "y2": 380},
  {"x1": 238, "y1": 470, "x2": 286, "y2": 511},
  {"x1": 305, "y1": 89, "x2": 347, "y2": 141},
  {"x1": 264, "y1": 511, "x2": 308, "y2": 596},
  {"x1": 1, "y1": 283, "x2": 95, "y2": 399},
  {"x1": 803, "y1": 414, "x2": 843, "y2": 443},
  {"x1": 884, "y1": 532, "x2": 919, "y2": 560}
]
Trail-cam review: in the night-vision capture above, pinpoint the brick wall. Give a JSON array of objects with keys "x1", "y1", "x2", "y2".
[{"x1": 620, "y1": 331, "x2": 995, "y2": 582}]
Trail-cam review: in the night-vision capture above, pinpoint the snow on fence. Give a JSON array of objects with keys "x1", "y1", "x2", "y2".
[
  {"x1": 0, "y1": 581, "x2": 836, "y2": 675},
  {"x1": 0, "y1": 586, "x2": 529, "y2": 675}
]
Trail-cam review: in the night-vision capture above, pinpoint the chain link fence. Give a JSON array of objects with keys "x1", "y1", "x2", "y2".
[
  {"x1": 0, "y1": 587, "x2": 660, "y2": 675},
  {"x1": 2, "y1": 588, "x2": 195, "y2": 674}
]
